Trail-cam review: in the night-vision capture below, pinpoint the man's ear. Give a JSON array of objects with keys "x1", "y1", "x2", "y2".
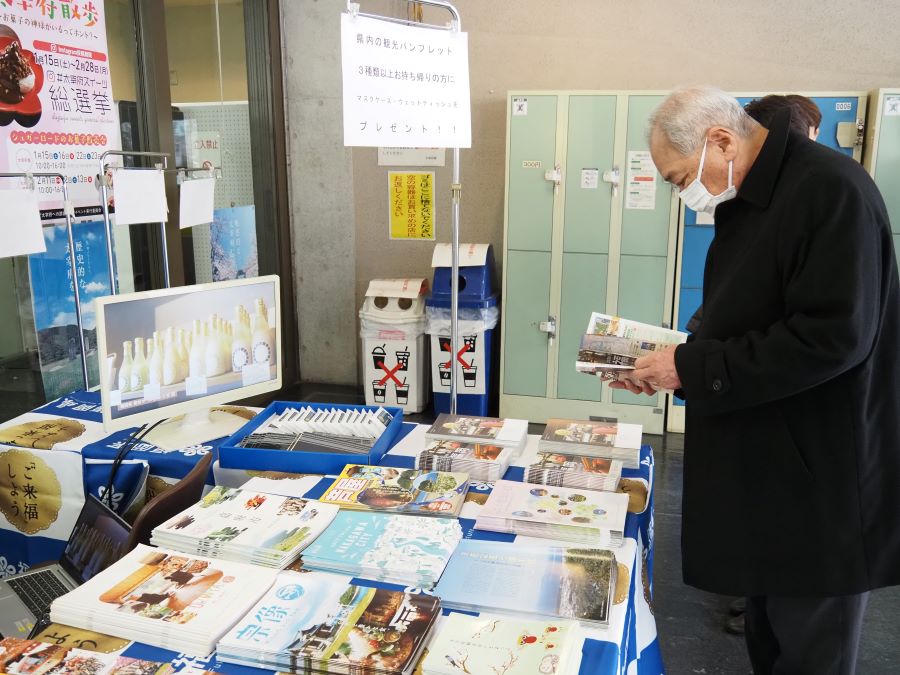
[{"x1": 707, "y1": 126, "x2": 738, "y2": 161}]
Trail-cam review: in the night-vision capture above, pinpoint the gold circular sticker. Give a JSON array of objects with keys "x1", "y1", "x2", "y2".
[
  {"x1": 246, "y1": 470, "x2": 318, "y2": 480},
  {"x1": 146, "y1": 475, "x2": 174, "y2": 501},
  {"x1": 614, "y1": 561, "x2": 630, "y2": 604},
  {"x1": 0, "y1": 449, "x2": 62, "y2": 534},
  {"x1": 0, "y1": 418, "x2": 86, "y2": 450}
]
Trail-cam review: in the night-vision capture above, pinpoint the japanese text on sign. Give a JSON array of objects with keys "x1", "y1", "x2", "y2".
[
  {"x1": 388, "y1": 171, "x2": 434, "y2": 240},
  {"x1": 341, "y1": 13, "x2": 471, "y2": 148}
]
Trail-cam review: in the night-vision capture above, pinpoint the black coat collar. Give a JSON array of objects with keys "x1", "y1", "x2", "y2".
[{"x1": 736, "y1": 108, "x2": 791, "y2": 210}]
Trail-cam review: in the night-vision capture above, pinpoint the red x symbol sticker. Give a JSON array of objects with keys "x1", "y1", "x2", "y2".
[
  {"x1": 441, "y1": 343, "x2": 473, "y2": 370},
  {"x1": 378, "y1": 361, "x2": 404, "y2": 386}
]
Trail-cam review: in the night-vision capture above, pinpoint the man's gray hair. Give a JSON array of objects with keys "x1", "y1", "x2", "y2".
[{"x1": 648, "y1": 86, "x2": 759, "y2": 156}]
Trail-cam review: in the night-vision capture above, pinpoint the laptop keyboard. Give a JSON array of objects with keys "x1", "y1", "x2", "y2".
[{"x1": 7, "y1": 571, "x2": 71, "y2": 619}]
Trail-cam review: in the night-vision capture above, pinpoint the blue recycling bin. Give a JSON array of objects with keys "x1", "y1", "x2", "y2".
[{"x1": 426, "y1": 245, "x2": 499, "y2": 416}]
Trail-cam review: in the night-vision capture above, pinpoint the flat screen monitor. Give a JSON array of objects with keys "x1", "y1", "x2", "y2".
[{"x1": 95, "y1": 275, "x2": 281, "y2": 433}]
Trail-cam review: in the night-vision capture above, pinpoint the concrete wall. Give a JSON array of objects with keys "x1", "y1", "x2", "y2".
[{"x1": 285, "y1": 0, "x2": 900, "y2": 386}]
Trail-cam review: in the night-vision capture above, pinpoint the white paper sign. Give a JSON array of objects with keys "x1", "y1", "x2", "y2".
[
  {"x1": 190, "y1": 131, "x2": 222, "y2": 169},
  {"x1": 625, "y1": 150, "x2": 658, "y2": 210},
  {"x1": 113, "y1": 169, "x2": 168, "y2": 225},
  {"x1": 581, "y1": 168, "x2": 599, "y2": 189},
  {"x1": 885, "y1": 95, "x2": 900, "y2": 116},
  {"x1": 0, "y1": 188, "x2": 46, "y2": 258},
  {"x1": 512, "y1": 97, "x2": 528, "y2": 116},
  {"x1": 179, "y1": 178, "x2": 216, "y2": 229},
  {"x1": 341, "y1": 13, "x2": 471, "y2": 148}
]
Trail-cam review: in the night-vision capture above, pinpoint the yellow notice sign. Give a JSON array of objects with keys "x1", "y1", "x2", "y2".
[{"x1": 388, "y1": 171, "x2": 435, "y2": 240}]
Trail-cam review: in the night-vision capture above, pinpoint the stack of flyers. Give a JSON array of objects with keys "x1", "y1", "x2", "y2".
[
  {"x1": 539, "y1": 417, "x2": 642, "y2": 469},
  {"x1": 150, "y1": 486, "x2": 339, "y2": 568},
  {"x1": 217, "y1": 570, "x2": 441, "y2": 675},
  {"x1": 434, "y1": 540, "x2": 617, "y2": 627},
  {"x1": 421, "y1": 613, "x2": 583, "y2": 675},
  {"x1": 237, "y1": 406, "x2": 394, "y2": 453},
  {"x1": 0, "y1": 638, "x2": 180, "y2": 675},
  {"x1": 526, "y1": 451, "x2": 622, "y2": 492},
  {"x1": 474, "y1": 480, "x2": 629, "y2": 547},
  {"x1": 415, "y1": 440, "x2": 513, "y2": 482},
  {"x1": 424, "y1": 414, "x2": 528, "y2": 452},
  {"x1": 320, "y1": 465, "x2": 469, "y2": 517},
  {"x1": 49, "y1": 544, "x2": 277, "y2": 657},
  {"x1": 301, "y1": 511, "x2": 462, "y2": 588},
  {"x1": 576, "y1": 313, "x2": 687, "y2": 390}
]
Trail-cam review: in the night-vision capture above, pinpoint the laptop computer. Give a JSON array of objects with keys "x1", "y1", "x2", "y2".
[{"x1": 0, "y1": 494, "x2": 131, "y2": 638}]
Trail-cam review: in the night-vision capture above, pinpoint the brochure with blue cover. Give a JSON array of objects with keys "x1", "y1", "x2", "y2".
[
  {"x1": 433, "y1": 539, "x2": 616, "y2": 626},
  {"x1": 301, "y1": 511, "x2": 462, "y2": 588}
]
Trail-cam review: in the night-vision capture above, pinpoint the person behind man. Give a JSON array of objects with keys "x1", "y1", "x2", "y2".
[
  {"x1": 616, "y1": 85, "x2": 900, "y2": 674},
  {"x1": 745, "y1": 93, "x2": 822, "y2": 139}
]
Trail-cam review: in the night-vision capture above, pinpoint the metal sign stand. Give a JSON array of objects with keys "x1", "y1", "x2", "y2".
[
  {"x1": 98, "y1": 150, "x2": 172, "y2": 294},
  {"x1": 348, "y1": 0, "x2": 465, "y2": 413},
  {"x1": 0, "y1": 172, "x2": 89, "y2": 388}
]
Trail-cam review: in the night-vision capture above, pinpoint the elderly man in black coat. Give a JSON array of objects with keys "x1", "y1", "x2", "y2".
[{"x1": 615, "y1": 85, "x2": 900, "y2": 675}]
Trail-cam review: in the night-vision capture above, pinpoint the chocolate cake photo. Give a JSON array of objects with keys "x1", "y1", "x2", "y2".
[
  {"x1": 0, "y1": 40, "x2": 34, "y2": 104},
  {"x1": 0, "y1": 26, "x2": 43, "y2": 127}
]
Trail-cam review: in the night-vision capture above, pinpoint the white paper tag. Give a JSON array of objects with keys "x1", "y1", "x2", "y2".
[
  {"x1": 143, "y1": 383, "x2": 161, "y2": 401},
  {"x1": 242, "y1": 362, "x2": 269, "y2": 386},
  {"x1": 512, "y1": 97, "x2": 528, "y2": 116},
  {"x1": 581, "y1": 168, "x2": 599, "y2": 189},
  {"x1": 185, "y1": 376, "x2": 208, "y2": 396},
  {"x1": 110, "y1": 390, "x2": 122, "y2": 406}
]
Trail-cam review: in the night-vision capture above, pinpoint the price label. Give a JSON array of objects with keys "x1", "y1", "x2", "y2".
[
  {"x1": 242, "y1": 362, "x2": 270, "y2": 386},
  {"x1": 110, "y1": 390, "x2": 122, "y2": 406},
  {"x1": 185, "y1": 376, "x2": 208, "y2": 396},
  {"x1": 143, "y1": 383, "x2": 161, "y2": 402}
]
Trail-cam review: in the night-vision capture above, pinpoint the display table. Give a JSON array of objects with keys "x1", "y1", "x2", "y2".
[
  {"x1": 28, "y1": 422, "x2": 663, "y2": 675},
  {"x1": 1, "y1": 400, "x2": 664, "y2": 674}
]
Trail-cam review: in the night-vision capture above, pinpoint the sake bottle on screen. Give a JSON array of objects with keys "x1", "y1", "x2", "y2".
[
  {"x1": 252, "y1": 298, "x2": 274, "y2": 365},
  {"x1": 162, "y1": 328, "x2": 178, "y2": 386},
  {"x1": 130, "y1": 337, "x2": 149, "y2": 391},
  {"x1": 118, "y1": 340, "x2": 133, "y2": 392},
  {"x1": 205, "y1": 319, "x2": 225, "y2": 377},
  {"x1": 189, "y1": 320, "x2": 206, "y2": 378},
  {"x1": 148, "y1": 331, "x2": 163, "y2": 386},
  {"x1": 218, "y1": 317, "x2": 231, "y2": 368},
  {"x1": 232, "y1": 305, "x2": 251, "y2": 372},
  {"x1": 175, "y1": 327, "x2": 189, "y2": 381}
]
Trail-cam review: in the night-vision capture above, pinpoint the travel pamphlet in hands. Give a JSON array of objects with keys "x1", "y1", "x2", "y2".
[
  {"x1": 576, "y1": 313, "x2": 687, "y2": 391},
  {"x1": 425, "y1": 414, "x2": 528, "y2": 451},
  {"x1": 0, "y1": 637, "x2": 182, "y2": 675},
  {"x1": 434, "y1": 540, "x2": 617, "y2": 627},
  {"x1": 319, "y1": 464, "x2": 469, "y2": 517},
  {"x1": 149, "y1": 486, "x2": 339, "y2": 568},
  {"x1": 475, "y1": 480, "x2": 629, "y2": 547},
  {"x1": 49, "y1": 544, "x2": 277, "y2": 657},
  {"x1": 527, "y1": 451, "x2": 623, "y2": 492},
  {"x1": 421, "y1": 613, "x2": 582, "y2": 675},
  {"x1": 301, "y1": 510, "x2": 463, "y2": 588},
  {"x1": 217, "y1": 570, "x2": 441, "y2": 675},
  {"x1": 539, "y1": 417, "x2": 642, "y2": 468},
  {"x1": 416, "y1": 439, "x2": 514, "y2": 482}
]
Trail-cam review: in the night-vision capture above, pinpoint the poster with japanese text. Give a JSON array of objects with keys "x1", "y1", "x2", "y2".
[
  {"x1": 28, "y1": 220, "x2": 111, "y2": 399},
  {"x1": 210, "y1": 205, "x2": 258, "y2": 281},
  {"x1": 341, "y1": 12, "x2": 471, "y2": 148},
  {"x1": 388, "y1": 171, "x2": 434, "y2": 240},
  {"x1": 0, "y1": 0, "x2": 119, "y2": 216}
]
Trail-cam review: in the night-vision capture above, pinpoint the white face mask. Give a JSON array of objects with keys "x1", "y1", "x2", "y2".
[{"x1": 678, "y1": 139, "x2": 736, "y2": 214}]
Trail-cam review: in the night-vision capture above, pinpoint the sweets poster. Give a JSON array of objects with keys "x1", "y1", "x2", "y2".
[{"x1": 0, "y1": 0, "x2": 119, "y2": 214}]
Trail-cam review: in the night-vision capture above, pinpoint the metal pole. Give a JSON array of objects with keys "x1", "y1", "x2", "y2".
[
  {"x1": 349, "y1": 0, "x2": 463, "y2": 411},
  {"x1": 98, "y1": 150, "x2": 171, "y2": 295},
  {"x1": 0, "y1": 172, "x2": 89, "y2": 389}
]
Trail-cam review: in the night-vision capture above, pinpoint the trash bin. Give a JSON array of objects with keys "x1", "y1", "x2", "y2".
[
  {"x1": 359, "y1": 278, "x2": 429, "y2": 413},
  {"x1": 426, "y1": 244, "x2": 499, "y2": 416}
]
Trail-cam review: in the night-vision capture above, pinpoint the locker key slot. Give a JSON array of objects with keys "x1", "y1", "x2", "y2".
[{"x1": 539, "y1": 315, "x2": 557, "y2": 345}]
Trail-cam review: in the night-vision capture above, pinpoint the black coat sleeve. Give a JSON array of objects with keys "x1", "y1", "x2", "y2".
[{"x1": 674, "y1": 168, "x2": 888, "y2": 415}]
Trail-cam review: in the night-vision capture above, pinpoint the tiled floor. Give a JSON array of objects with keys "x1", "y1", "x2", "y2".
[{"x1": 283, "y1": 384, "x2": 900, "y2": 674}]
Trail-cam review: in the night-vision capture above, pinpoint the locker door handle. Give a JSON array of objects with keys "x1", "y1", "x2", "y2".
[
  {"x1": 544, "y1": 164, "x2": 562, "y2": 196},
  {"x1": 602, "y1": 166, "x2": 621, "y2": 197},
  {"x1": 539, "y1": 315, "x2": 557, "y2": 346}
]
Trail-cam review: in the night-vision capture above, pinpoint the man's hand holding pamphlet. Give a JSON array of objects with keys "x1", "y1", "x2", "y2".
[{"x1": 576, "y1": 313, "x2": 687, "y2": 393}]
